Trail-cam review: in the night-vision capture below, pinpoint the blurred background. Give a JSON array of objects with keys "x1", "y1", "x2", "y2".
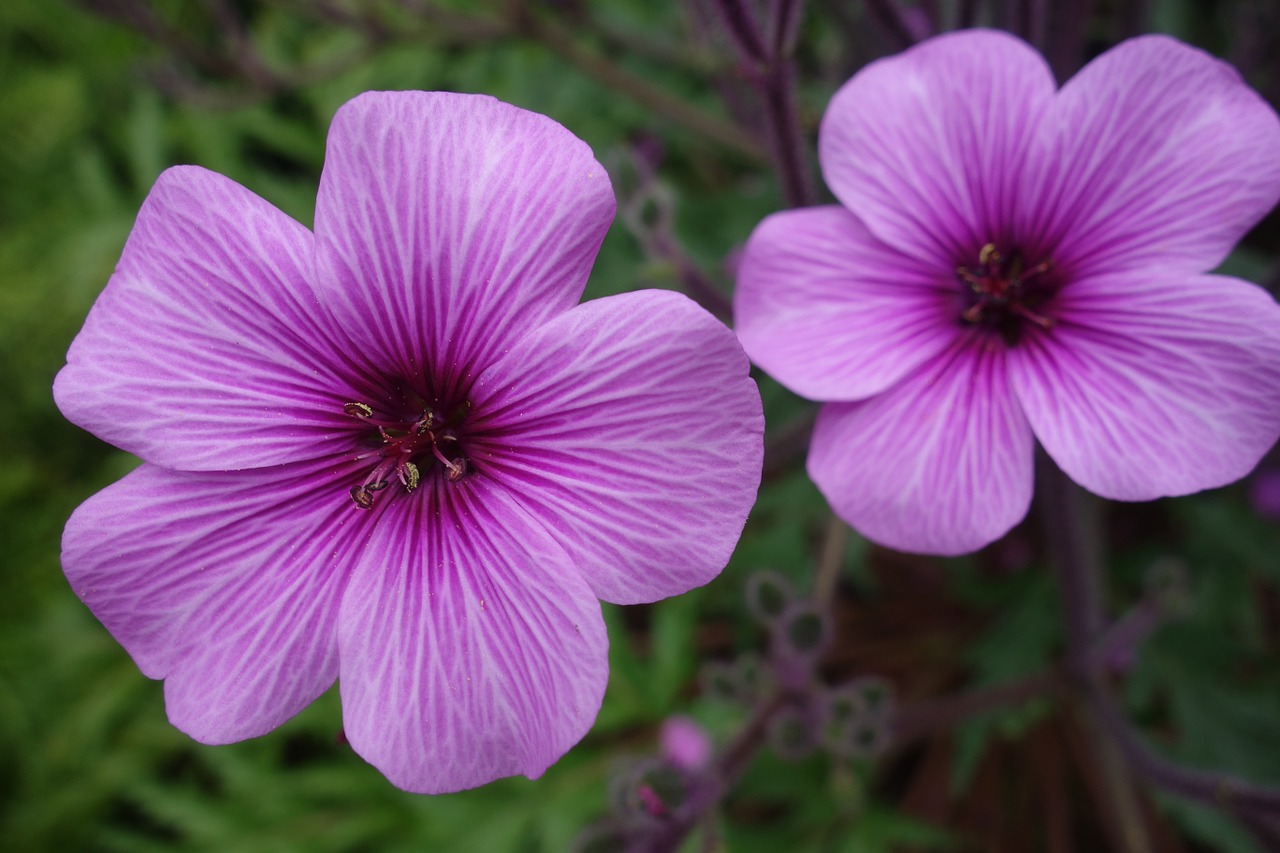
[{"x1": 3, "y1": 1, "x2": 1280, "y2": 850}]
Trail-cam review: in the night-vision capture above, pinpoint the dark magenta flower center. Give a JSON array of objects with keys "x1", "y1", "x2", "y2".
[
  {"x1": 342, "y1": 394, "x2": 472, "y2": 509},
  {"x1": 956, "y1": 243, "x2": 1058, "y2": 346}
]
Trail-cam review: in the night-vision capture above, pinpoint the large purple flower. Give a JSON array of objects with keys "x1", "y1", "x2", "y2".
[
  {"x1": 55, "y1": 92, "x2": 763, "y2": 793},
  {"x1": 735, "y1": 31, "x2": 1280, "y2": 555}
]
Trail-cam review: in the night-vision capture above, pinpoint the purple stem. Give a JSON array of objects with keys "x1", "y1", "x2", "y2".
[
  {"x1": 1038, "y1": 456, "x2": 1157, "y2": 850},
  {"x1": 710, "y1": 0, "x2": 817, "y2": 208},
  {"x1": 758, "y1": 63, "x2": 816, "y2": 208},
  {"x1": 863, "y1": 0, "x2": 918, "y2": 51},
  {"x1": 1045, "y1": 0, "x2": 1092, "y2": 82},
  {"x1": 1086, "y1": 678, "x2": 1280, "y2": 820},
  {"x1": 891, "y1": 670, "x2": 1063, "y2": 743},
  {"x1": 767, "y1": 0, "x2": 804, "y2": 56},
  {"x1": 1038, "y1": 457, "x2": 1280, "y2": 838},
  {"x1": 713, "y1": 0, "x2": 768, "y2": 62},
  {"x1": 918, "y1": 0, "x2": 942, "y2": 33},
  {"x1": 1024, "y1": 0, "x2": 1047, "y2": 48},
  {"x1": 1086, "y1": 596, "x2": 1163, "y2": 674},
  {"x1": 1035, "y1": 452, "x2": 1105, "y2": 670}
]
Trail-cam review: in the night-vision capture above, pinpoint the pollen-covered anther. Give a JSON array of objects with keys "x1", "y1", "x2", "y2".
[
  {"x1": 446, "y1": 457, "x2": 468, "y2": 483},
  {"x1": 350, "y1": 485, "x2": 375, "y2": 509},
  {"x1": 412, "y1": 412, "x2": 435, "y2": 434},
  {"x1": 402, "y1": 462, "x2": 421, "y2": 492},
  {"x1": 431, "y1": 444, "x2": 467, "y2": 481},
  {"x1": 344, "y1": 402, "x2": 374, "y2": 418}
]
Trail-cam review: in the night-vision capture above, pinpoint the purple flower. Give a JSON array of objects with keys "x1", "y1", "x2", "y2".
[
  {"x1": 55, "y1": 92, "x2": 763, "y2": 793},
  {"x1": 735, "y1": 31, "x2": 1280, "y2": 555}
]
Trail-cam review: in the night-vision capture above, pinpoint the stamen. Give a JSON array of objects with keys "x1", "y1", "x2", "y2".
[
  {"x1": 431, "y1": 444, "x2": 465, "y2": 480},
  {"x1": 402, "y1": 462, "x2": 421, "y2": 492},
  {"x1": 1026, "y1": 259, "x2": 1055, "y2": 278},
  {"x1": 955, "y1": 243, "x2": 1057, "y2": 344},
  {"x1": 956, "y1": 266, "x2": 982, "y2": 289},
  {"x1": 343, "y1": 397, "x2": 472, "y2": 507},
  {"x1": 1012, "y1": 305, "x2": 1056, "y2": 330}
]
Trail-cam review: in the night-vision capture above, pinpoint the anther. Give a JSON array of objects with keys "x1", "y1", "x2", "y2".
[
  {"x1": 350, "y1": 485, "x2": 375, "y2": 509},
  {"x1": 1013, "y1": 305, "x2": 1056, "y2": 330},
  {"x1": 402, "y1": 462, "x2": 421, "y2": 492},
  {"x1": 431, "y1": 444, "x2": 464, "y2": 480},
  {"x1": 978, "y1": 243, "x2": 1000, "y2": 266},
  {"x1": 412, "y1": 412, "x2": 435, "y2": 434},
  {"x1": 956, "y1": 267, "x2": 984, "y2": 291},
  {"x1": 344, "y1": 402, "x2": 374, "y2": 418}
]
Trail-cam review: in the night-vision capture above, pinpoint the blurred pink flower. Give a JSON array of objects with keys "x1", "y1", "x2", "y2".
[
  {"x1": 56, "y1": 92, "x2": 763, "y2": 793},
  {"x1": 736, "y1": 31, "x2": 1280, "y2": 554},
  {"x1": 659, "y1": 715, "x2": 712, "y2": 773}
]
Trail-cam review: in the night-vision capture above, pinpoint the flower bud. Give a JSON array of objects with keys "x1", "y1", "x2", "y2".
[{"x1": 659, "y1": 715, "x2": 712, "y2": 774}]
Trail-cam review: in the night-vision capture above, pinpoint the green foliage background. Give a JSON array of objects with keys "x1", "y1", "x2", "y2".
[{"x1": 2, "y1": 1, "x2": 1279, "y2": 850}]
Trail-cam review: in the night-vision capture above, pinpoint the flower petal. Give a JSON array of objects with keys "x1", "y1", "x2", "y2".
[
  {"x1": 734, "y1": 206, "x2": 959, "y2": 401},
  {"x1": 819, "y1": 30, "x2": 1056, "y2": 267},
  {"x1": 62, "y1": 461, "x2": 366, "y2": 742},
  {"x1": 468, "y1": 290, "x2": 763, "y2": 605},
  {"x1": 1032, "y1": 36, "x2": 1280, "y2": 277},
  {"x1": 53, "y1": 166, "x2": 364, "y2": 471},
  {"x1": 337, "y1": 477, "x2": 607, "y2": 794},
  {"x1": 809, "y1": 338, "x2": 1033, "y2": 555},
  {"x1": 1009, "y1": 273, "x2": 1280, "y2": 500},
  {"x1": 313, "y1": 91, "x2": 616, "y2": 400}
]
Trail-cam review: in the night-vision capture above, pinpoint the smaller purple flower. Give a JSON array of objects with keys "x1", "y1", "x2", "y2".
[
  {"x1": 55, "y1": 91, "x2": 763, "y2": 793},
  {"x1": 659, "y1": 715, "x2": 712, "y2": 773},
  {"x1": 735, "y1": 31, "x2": 1280, "y2": 554}
]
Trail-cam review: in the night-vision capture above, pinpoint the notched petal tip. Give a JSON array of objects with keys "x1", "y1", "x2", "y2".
[
  {"x1": 314, "y1": 89, "x2": 617, "y2": 391},
  {"x1": 61, "y1": 463, "x2": 351, "y2": 744},
  {"x1": 52, "y1": 162, "x2": 361, "y2": 472},
  {"x1": 818, "y1": 28, "x2": 1056, "y2": 265},
  {"x1": 337, "y1": 482, "x2": 609, "y2": 794},
  {"x1": 1041, "y1": 34, "x2": 1280, "y2": 276},
  {"x1": 808, "y1": 340, "x2": 1035, "y2": 556},
  {"x1": 1011, "y1": 273, "x2": 1280, "y2": 501}
]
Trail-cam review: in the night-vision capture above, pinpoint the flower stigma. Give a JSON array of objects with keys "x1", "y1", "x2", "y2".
[
  {"x1": 344, "y1": 397, "x2": 472, "y2": 509},
  {"x1": 955, "y1": 242, "x2": 1057, "y2": 345}
]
